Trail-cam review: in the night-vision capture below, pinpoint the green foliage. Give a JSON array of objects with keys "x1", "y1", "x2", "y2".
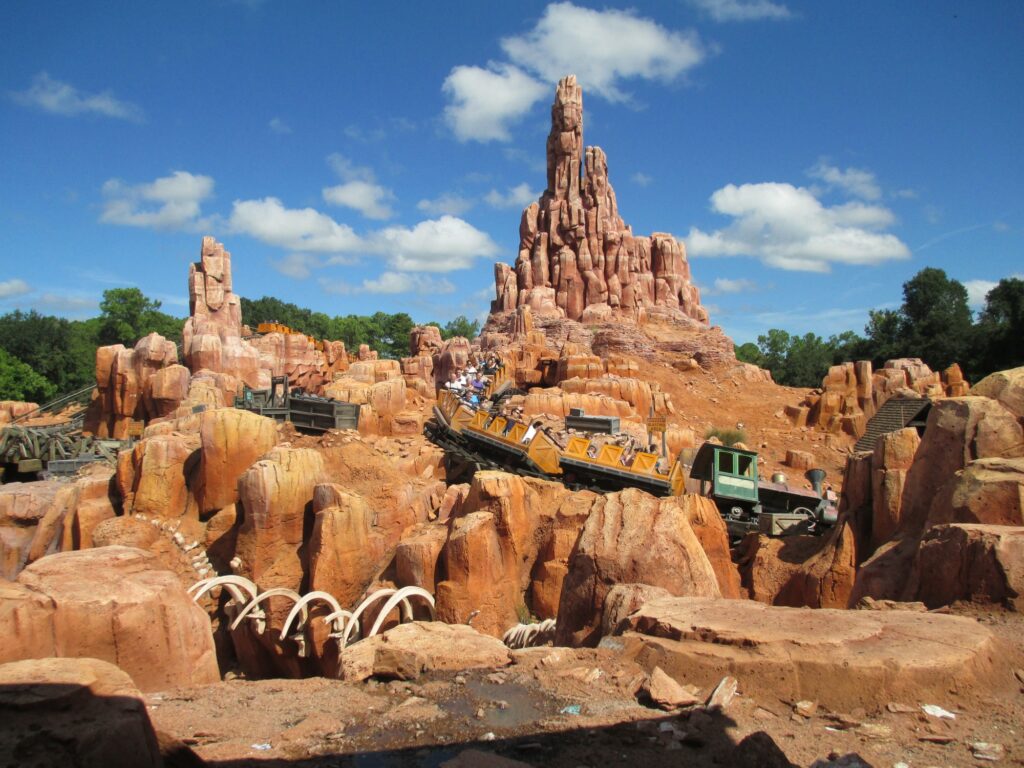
[
  {"x1": 749, "y1": 329, "x2": 856, "y2": 387},
  {"x1": 0, "y1": 310, "x2": 86, "y2": 393},
  {"x1": 734, "y1": 341, "x2": 762, "y2": 366},
  {"x1": 704, "y1": 426, "x2": 747, "y2": 447},
  {"x1": 98, "y1": 287, "x2": 182, "y2": 347},
  {"x1": 898, "y1": 267, "x2": 972, "y2": 371},
  {"x1": 440, "y1": 315, "x2": 480, "y2": 341},
  {"x1": 973, "y1": 277, "x2": 1024, "y2": 374},
  {"x1": 0, "y1": 347, "x2": 57, "y2": 402}
]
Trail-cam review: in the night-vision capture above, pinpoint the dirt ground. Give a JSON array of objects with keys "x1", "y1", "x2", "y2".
[{"x1": 147, "y1": 605, "x2": 1024, "y2": 768}]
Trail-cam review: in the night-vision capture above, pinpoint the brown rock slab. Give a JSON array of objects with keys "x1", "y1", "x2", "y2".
[
  {"x1": 556, "y1": 489, "x2": 723, "y2": 647},
  {"x1": 12, "y1": 546, "x2": 219, "y2": 692},
  {"x1": 642, "y1": 666, "x2": 701, "y2": 710},
  {"x1": 338, "y1": 621, "x2": 511, "y2": 682},
  {"x1": 0, "y1": 657, "x2": 162, "y2": 768},
  {"x1": 618, "y1": 596, "x2": 1005, "y2": 712}
]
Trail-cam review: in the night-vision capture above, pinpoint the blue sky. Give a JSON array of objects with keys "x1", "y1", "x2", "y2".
[{"x1": 2, "y1": 0, "x2": 1021, "y2": 344}]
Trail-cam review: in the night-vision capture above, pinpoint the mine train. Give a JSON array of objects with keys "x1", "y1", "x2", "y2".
[
  {"x1": 254, "y1": 322, "x2": 326, "y2": 351},
  {"x1": 426, "y1": 383, "x2": 839, "y2": 541}
]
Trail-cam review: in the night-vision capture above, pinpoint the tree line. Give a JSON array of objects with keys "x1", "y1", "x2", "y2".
[
  {"x1": 735, "y1": 268, "x2": 1023, "y2": 387},
  {"x1": 0, "y1": 288, "x2": 481, "y2": 403}
]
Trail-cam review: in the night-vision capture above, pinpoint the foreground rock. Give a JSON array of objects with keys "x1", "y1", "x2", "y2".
[
  {"x1": 618, "y1": 596, "x2": 1008, "y2": 711},
  {"x1": 9, "y1": 546, "x2": 219, "y2": 691},
  {"x1": 337, "y1": 622, "x2": 511, "y2": 682},
  {"x1": 0, "y1": 657, "x2": 163, "y2": 768},
  {"x1": 556, "y1": 490, "x2": 726, "y2": 647}
]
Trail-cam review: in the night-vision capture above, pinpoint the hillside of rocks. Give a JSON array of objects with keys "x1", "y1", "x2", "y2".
[{"x1": 2, "y1": 75, "x2": 1023, "y2": 767}]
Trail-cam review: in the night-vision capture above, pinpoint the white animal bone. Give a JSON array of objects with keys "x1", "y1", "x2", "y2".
[
  {"x1": 280, "y1": 591, "x2": 344, "y2": 641},
  {"x1": 188, "y1": 575, "x2": 258, "y2": 607},
  {"x1": 366, "y1": 587, "x2": 435, "y2": 639},
  {"x1": 230, "y1": 588, "x2": 304, "y2": 635}
]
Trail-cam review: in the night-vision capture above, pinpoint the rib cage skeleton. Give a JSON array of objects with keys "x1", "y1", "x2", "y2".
[{"x1": 189, "y1": 576, "x2": 436, "y2": 657}]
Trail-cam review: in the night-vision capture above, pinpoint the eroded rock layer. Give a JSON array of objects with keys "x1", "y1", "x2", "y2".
[{"x1": 490, "y1": 76, "x2": 707, "y2": 327}]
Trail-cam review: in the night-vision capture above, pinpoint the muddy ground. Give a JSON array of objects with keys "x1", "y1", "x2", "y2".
[{"x1": 148, "y1": 606, "x2": 1024, "y2": 768}]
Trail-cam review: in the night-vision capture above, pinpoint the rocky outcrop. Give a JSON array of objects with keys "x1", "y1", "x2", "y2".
[
  {"x1": 194, "y1": 407, "x2": 278, "y2": 515},
  {"x1": 488, "y1": 76, "x2": 708, "y2": 327},
  {"x1": 337, "y1": 622, "x2": 511, "y2": 683},
  {"x1": 788, "y1": 358, "x2": 968, "y2": 438},
  {"x1": 8, "y1": 546, "x2": 219, "y2": 691},
  {"x1": 617, "y1": 596, "x2": 1006, "y2": 712},
  {"x1": 907, "y1": 524, "x2": 1023, "y2": 610},
  {"x1": 556, "y1": 490, "x2": 725, "y2": 647},
  {"x1": 852, "y1": 393, "x2": 1024, "y2": 603},
  {"x1": 235, "y1": 447, "x2": 325, "y2": 590},
  {"x1": 870, "y1": 427, "x2": 920, "y2": 548},
  {"x1": 972, "y1": 365, "x2": 1024, "y2": 419},
  {"x1": 0, "y1": 657, "x2": 164, "y2": 768},
  {"x1": 183, "y1": 236, "x2": 265, "y2": 390},
  {"x1": 737, "y1": 521, "x2": 857, "y2": 608},
  {"x1": 84, "y1": 333, "x2": 183, "y2": 438},
  {"x1": 0, "y1": 400, "x2": 38, "y2": 424}
]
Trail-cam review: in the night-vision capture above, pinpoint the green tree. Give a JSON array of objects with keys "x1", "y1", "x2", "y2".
[
  {"x1": 97, "y1": 288, "x2": 182, "y2": 346},
  {"x1": 974, "y1": 277, "x2": 1024, "y2": 375},
  {"x1": 898, "y1": 267, "x2": 972, "y2": 371},
  {"x1": 734, "y1": 342, "x2": 763, "y2": 367},
  {"x1": 441, "y1": 315, "x2": 480, "y2": 341},
  {"x1": 0, "y1": 347, "x2": 56, "y2": 402},
  {"x1": 0, "y1": 310, "x2": 79, "y2": 393}
]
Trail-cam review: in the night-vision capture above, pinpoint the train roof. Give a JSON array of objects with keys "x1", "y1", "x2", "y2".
[{"x1": 690, "y1": 441, "x2": 758, "y2": 481}]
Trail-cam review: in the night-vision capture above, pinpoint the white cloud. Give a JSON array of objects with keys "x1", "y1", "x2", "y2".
[
  {"x1": 327, "y1": 152, "x2": 376, "y2": 183},
  {"x1": 631, "y1": 172, "x2": 653, "y2": 187},
  {"x1": 270, "y1": 253, "x2": 322, "y2": 279},
  {"x1": 321, "y1": 153, "x2": 395, "y2": 219},
  {"x1": 100, "y1": 171, "x2": 214, "y2": 231},
  {"x1": 0, "y1": 279, "x2": 31, "y2": 299},
  {"x1": 687, "y1": 181, "x2": 910, "y2": 272},
  {"x1": 500, "y1": 3, "x2": 706, "y2": 102},
  {"x1": 442, "y1": 63, "x2": 548, "y2": 143},
  {"x1": 808, "y1": 160, "x2": 881, "y2": 201},
  {"x1": 229, "y1": 197, "x2": 363, "y2": 254},
  {"x1": 268, "y1": 117, "x2": 292, "y2": 134},
  {"x1": 703, "y1": 277, "x2": 758, "y2": 296},
  {"x1": 323, "y1": 180, "x2": 395, "y2": 220},
  {"x1": 963, "y1": 274, "x2": 1024, "y2": 307},
  {"x1": 484, "y1": 183, "x2": 539, "y2": 209},
  {"x1": 686, "y1": 0, "x2": 791, "y2": 22},
  {"x1": 417, "y1": 194, "x2": 475, "y2": 216},
  {"x1": 372, "y1": 215, "x2": 500, "y2": 272},
  {"x1": 11, "y1": 72, "x2": 144, "y2": 121},
  {"x1": 33, "y1": 292, "x2": 100, "y2": 317},
  {"x1": 320, "y1": 272, "x2": 456, "y2": 296}
]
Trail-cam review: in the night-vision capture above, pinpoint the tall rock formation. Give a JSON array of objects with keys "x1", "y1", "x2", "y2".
[
  {"x1": 183, "y1": 236, "x2": 266, "y2": 390},
  {"x1": 491, "y1": 75, "x2": 707, "y2": 327}
]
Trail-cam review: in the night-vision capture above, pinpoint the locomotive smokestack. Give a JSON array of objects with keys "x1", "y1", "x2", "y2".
[{"x1": 805, "y1": 468, "x2": 826, "y2": 495}]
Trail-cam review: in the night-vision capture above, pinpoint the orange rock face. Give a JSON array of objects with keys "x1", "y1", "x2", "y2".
[
  {"x1": 490, "y1": 76, "x2": 707, "y2": 327},
  {"x1": 194, "y1": 408, "x2": 279, "y2": 515},
  {"x1": 0, "y1": 657, "x2": 164, "y2": 768},
  {"x1": 556, "y1": 489, "x2": 725, "y2": 647},
  {"x1": 10, "y1": 546, "x2": 219, "y2": 692},
  {"x1": 235, "y1": 446, "x2": 325, "y2": 589}
]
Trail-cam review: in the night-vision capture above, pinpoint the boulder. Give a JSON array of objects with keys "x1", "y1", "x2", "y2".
[
  {"x1": 970, "y1": 366, "x2": 1024, "y2": 418},
  {"x1": 337, "y1": 621, "x2": 511, "y2": 682},
  {"x1": 0, "y1": 657, "x2": 163, "y2": 768},
  {"x1": 739, "y1": 521, "x2": 857, "y2": 608},
  {"x1": 556, "y1": 490, "x2": 723, "y2": 647},
  {"x1": 11, "y1": 546, "x2": 219, "y2": 691},
  {"x1": 907, "y1": 524, "x2": 1024, "y2": 610},
  {"x1": 871, "y1": 427, "x2": 920, "y2": 549},
  {"x1": 235, "y1": 447, "x2": 325, "y2": 590},
  {"x1": 307, "y1": 485, "x2": 387, "y2": 607},
  {"x1": 194, "y1": 407, "x2": 278, "y2": 514},
  {"x1": 618, "y1": 596, "x2": 1007, "y2": 712}
]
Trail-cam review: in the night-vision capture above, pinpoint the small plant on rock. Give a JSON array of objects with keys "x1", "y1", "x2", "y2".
[{"x1": 704, "y1": 426, "x2": 747, "y2": 447}]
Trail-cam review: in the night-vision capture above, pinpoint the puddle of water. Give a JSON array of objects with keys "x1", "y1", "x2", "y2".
[{"x1": 441, "y1": 679, "x2": 546, "y2": 730}]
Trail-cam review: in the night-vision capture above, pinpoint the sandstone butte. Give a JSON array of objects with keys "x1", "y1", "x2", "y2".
[{"x1": 1, "y1": 75, "x2": 1023, "y2": 767}]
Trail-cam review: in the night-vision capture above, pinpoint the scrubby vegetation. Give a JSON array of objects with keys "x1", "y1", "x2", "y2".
[{"x1": 736, "y1": 268, "x2": 1024, "y2": 387}]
